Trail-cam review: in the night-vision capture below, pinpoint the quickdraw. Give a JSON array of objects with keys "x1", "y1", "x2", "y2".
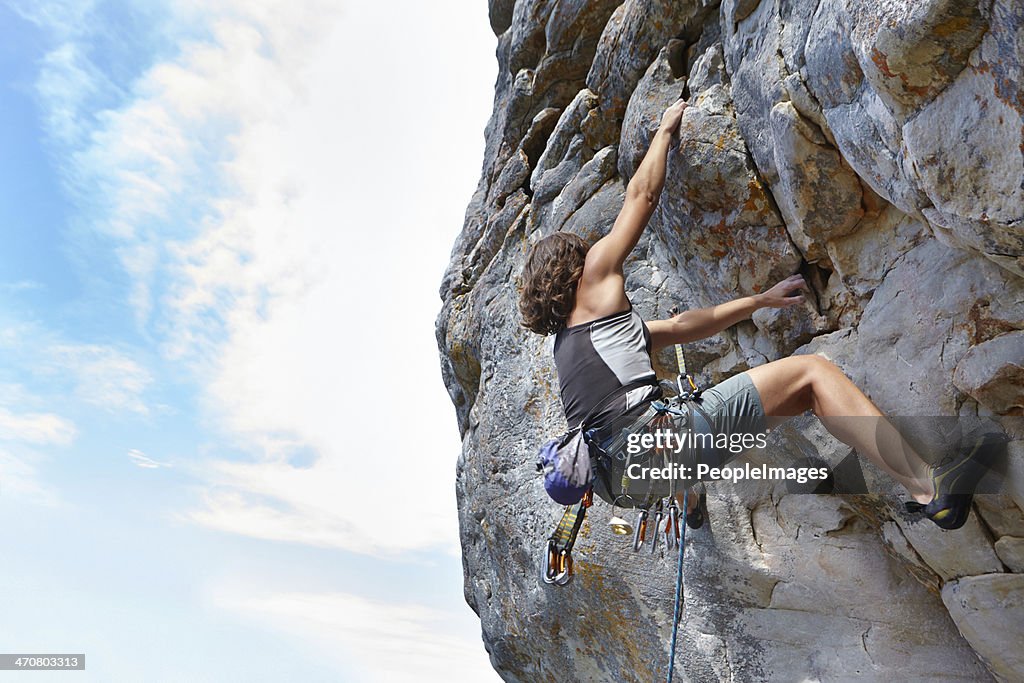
[
  {"x1": 670, "y1": 305, "x2": 702, "y2": 401},
  {"x1": 650, "y1": 499, "x2": 664, "y2": 555},
  {"x1": 542, "y1": 488, "x2": 592, "y2": 586},
  {"x1": 666, "y1": 497, "x2": 681, "y2": 550}
]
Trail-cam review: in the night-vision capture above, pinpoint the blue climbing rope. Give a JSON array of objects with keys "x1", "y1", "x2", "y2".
[
  {"x1": 666, "y1": 331, "x2": 696, "y2": 682},
  {"x1": 666, "y1": 487, "x2": 688, "y2": 683}
]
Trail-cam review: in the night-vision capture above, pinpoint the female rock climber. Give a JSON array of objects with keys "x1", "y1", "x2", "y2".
[{"x1": 518, "y1": 98, "x2": 996, "y2": 531}]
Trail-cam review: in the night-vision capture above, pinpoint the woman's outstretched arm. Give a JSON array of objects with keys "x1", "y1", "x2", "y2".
[
  {"x1": 648, "y1": 275, "x2": 807, "y2": 350},
  {"x1": 569, "y1": 100, "x2": 689, "y2": 324},
  {"x1": 585, "y1": 99, "x2": 688, "y2": 279}
]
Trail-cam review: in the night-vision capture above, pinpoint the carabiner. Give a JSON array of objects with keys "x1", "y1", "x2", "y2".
[
  {"x1": 543, "y1": 540, "x2": 574, "y2": 586},
  {"x1": 651, "y1": 503, "x2": 664, "y2": 555},
  {"x1": 632, "y1": 508, "x2": 649, "y2": 552},
  {"x1": 542, "y1": 539, "x2": 560, "y2": 584},
  {"x1": 666, "y1": 501, "x2": 680, "y2": 550},
  {"x1": 554, "y1": 549, "x2": 573, "y2": 586}
]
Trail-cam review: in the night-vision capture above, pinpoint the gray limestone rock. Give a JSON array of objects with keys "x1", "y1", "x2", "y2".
[
  {"x1": 942, "y1": 574, "x2": 1024, "y2": 682},
  {"x1": 769, "y1": 100, "x2": 864, "y2": 262},
  {"x1": 953, "y1": 331, "x2": 1024, "y2": 416},
  {"x1": 994, "y1": 536, "x2": 1024, "y2": 573},
  {"x1": 438, "y1": 1, "x2": 1024, "y2": 680}
]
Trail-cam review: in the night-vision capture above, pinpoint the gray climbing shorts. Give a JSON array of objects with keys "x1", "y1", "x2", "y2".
[
  {"x1": 591, "y1": 372, "x2": 768, "y2": 507},
  {"x1": 695, "y1": 371, "x2": 768, "y2": 447}
]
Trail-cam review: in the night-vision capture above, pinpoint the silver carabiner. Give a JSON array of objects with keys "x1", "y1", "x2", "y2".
[
  {"x1": 632, "y1": 508, "x2": 649, "y2": 552},
  {"x1": 542, "y1": 540, "x2": 574, "y2": 586},
  {"x1": 666, "y1": 501, "x2": 680, "y2": 550},
  {"x1": 542, "y1": 539, "x2": 559, "y2": 584},
  {"x1": 650, "y1": 507, "x2": 663, "y2": 555}
]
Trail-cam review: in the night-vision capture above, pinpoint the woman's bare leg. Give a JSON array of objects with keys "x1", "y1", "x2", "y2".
[{"x1": 745, "y1": 355, "x2": 934, "y2": 503}]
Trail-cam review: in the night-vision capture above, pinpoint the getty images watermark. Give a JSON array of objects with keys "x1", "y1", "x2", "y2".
[
  {"x1": 622, "y1": 427, "x2": 828, "y2": 486},
  {"x1": 598, "y1": 414, "x2": 1019, "y2": 499}
]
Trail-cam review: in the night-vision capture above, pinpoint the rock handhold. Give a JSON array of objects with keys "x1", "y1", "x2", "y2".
[
  {"x1": 942, "y1": 574, "x2": 1024, "y2": 681},
  {"x1": 953, "y1": 332, "x2": 1024, "y2": 415},
  {"x1": 769, "y1": 100, "x2": 864, "y2": 262}
]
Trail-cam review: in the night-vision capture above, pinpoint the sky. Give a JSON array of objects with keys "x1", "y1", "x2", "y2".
[{"x1": 0, "y1": 1, "x2": 501, "y2": 681}]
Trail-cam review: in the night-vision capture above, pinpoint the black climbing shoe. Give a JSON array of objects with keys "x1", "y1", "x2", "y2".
[
  {"x1": 904, "y1": 431, "x2": 1009, "y2": 530},
  {"x1": 904, "y1": 495, "x2": 976, "y2": 530},
  {"x1": 685, "y1": 490, "x2": 706, "y2": 530}
]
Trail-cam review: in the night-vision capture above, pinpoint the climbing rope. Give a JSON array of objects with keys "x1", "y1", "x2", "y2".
[
  {"x1": 666, "y1": 487, "x2": 688, "y2": 683},
  {"x1": 667, "y1": 324, "x2": 696, "y2": 682}
]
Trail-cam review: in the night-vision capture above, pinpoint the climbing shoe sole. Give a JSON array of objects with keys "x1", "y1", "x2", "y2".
[{"x1": 904, "y1": 431, "x2": 1008, "y2": 530}]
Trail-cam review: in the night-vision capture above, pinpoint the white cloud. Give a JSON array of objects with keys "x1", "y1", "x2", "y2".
[
  {"x1": 46, "y1": 344, "x2": 153, "y2": 415},
  {"x1": 0, "y1": 319, "x2": 153, "y2": 417},
  {"x1": 0, "y1": 448, "x2": 59, "y2": 506},
  {"x1": 0, "y1": 407, "x2": 77, "y2": 446},
  {"x1": 0, "y1": 382, "x2": 40, "y2": 405},
  {"x1": 0, "y1": 367, "x2": 75, "y2": 510},
  {"x1": 36, "y1": 41, "x2": 106, "y2": 145},
  {"x1": 18, "y1": 0, "x2": 499, "y2": 678},
  {"x1": 8, "y1": 0, "x2": 96, "y2": 36},
  {"x1": 215, "y1": 589, "x2": 498, "y2": 683},
  {"x1": 0, "y1": 392, "x2": 75, "y2": 507},
  {"x1": 10, "y1": 0, "x2": 123, "y2": 152},
  {"x1": 127, "y1": 448, "x2": 171, "y2": 469},
  {"x1": 43, "y1": 0, "x2": 494, "y2": 557},
  {"x1": 0, "y1": 280, "x2": 44, "y2": 293},
  {"x1": 173, "y1": 1, "x2": 493, "y2": 557},
  {"x1": 0, "y1": 400, "x2": 73, "y2": 506}
]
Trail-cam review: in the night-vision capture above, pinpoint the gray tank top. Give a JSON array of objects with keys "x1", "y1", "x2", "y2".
[{"x1": 553, "y1": 305, "x2": 660, "y2": 431}]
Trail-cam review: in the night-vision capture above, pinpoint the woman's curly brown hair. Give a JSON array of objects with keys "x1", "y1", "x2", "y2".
[{"x1": 518, "y1": 232, "x2": 590, "y2": 335}]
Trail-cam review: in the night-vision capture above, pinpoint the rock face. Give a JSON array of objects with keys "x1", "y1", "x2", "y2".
[{"x1": 437, "y1": 1, "x2": 1024, "y2": 680}]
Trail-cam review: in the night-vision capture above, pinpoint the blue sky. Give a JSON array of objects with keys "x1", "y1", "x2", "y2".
[{"x1": 0, "y1": 1, "x2": 499, "y2": 680}]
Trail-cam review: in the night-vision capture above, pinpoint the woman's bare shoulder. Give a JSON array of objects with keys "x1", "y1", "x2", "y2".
[{"x1": 566, "y1": 271, "x2": 630, "y2": 328}]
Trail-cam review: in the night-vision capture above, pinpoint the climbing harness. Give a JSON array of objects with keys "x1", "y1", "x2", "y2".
[{"x1": 538, "y1": 378, "x2": 661, "y2": 506}]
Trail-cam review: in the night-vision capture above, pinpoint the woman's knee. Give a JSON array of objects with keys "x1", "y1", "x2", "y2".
[
  {"x1": 797, "y1": 354, "x2": 837, "y2": 383},
  {"x1": 747, "y1": 356, "x2": 815, "y2": 416},
  {"x1": 750, "y1": 355, "x2": 849, "y2": 419}
]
